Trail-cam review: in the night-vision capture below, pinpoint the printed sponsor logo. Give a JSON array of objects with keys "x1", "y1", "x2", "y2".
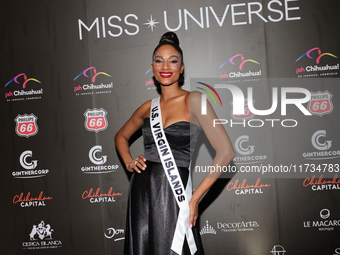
[
  {"x1": 22, "y1": 220, "x2": 62, "y2": 250},
  {"x1": 217, "y1": 220, "x2": 259, "y2": 232},
  {"x1": 295, "y1": 47, "x2": 339, "y2": 78},
  {"x1": 200, "y1": 221, "x2": 216, "y2": 235},
  {"x1": 15, "y1": 114, "x2": 38, "y2": 138},
  {"x1": 303, "y1": 174, "x2": 340, "y2": 191},
  {"x1": 104, "y1": 227, "x2": 125, "y2": 241},
  {"x1": 307, "y1": 90, "x2": 333, "y2": 116},
  {"x1": 73, "y1": 67, "x2": 113, "y2": 96},
  {"x1": 270, "y1": 245, "x2": 286, "y2": 255},
  {"x1": 303, "y1": 209, "x2": 340, "y2": 231},
  {"x1": 303, "y1": 130, "x2": 340, "y2": 160},
  {"x1": 82, "y1": 187, "x2": 122, "y2": 203},
  {"x1": 5, "y1": 73, "x2": 43, "y2": 102},
  {"x1": 219, "y1": 54, "x2": 262, "y2": 82},
  {"x1": 78, "y1": 3, "x2": 301, "y2": 40},
  {"x1": 334, "y1": 248, "x2": 340, "y2": 255},
  {"x1": 12, "y1": 150, "x2": 49, "y2": 178},
  {"x1": 233, "y1": 135, "x2": 267, "y2": 164},
  {"x1": 81, "y1": 145, "x2": 119, "y2": 174},
  {"x1": 13, "y1": 191, "x2": 52, "y2": 207},
  {"x1": 84, "y1": 108, "x2": 108, "y2": 132},
  {"x1": 230, "y1": 98, "x2": 255, "y2": 120},
  {"x1": 227, "y1": 178, "x2": 271, "y2": 195}
]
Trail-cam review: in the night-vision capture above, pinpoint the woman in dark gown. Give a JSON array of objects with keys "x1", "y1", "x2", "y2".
[{"x1": 115, "y1": 32, "x2": 235, "y2": 255}]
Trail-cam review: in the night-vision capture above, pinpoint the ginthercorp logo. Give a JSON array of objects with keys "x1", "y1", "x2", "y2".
[
  {"x1": 303, "y1": 130, "x2": 340, "y2": 160},
  {"x1": 22, "y1": 220, "x2": 62, "y2": 250},
  {"x1": 82, "y1": 187, "x2": 122, "y2": 203},
  {"x1": 295, "y1": 47, "x2": 339, "y2": 77},
  {"x1": 270, "y1": 245, "x2": 286, "y2": 255},
  {"x1": 104, "y1": 227, "x2": 125, "y2": 241},
  {"x1": 81, "y1": 145, "x2": 119, "y2": 174},
  {"x1": 334, "y1": 248, "x2": 340, "y2": 255},
  {"x1": 15, "y1": 114, "x2": 38, "y2": 138},
  {"x1": 219, "y1": 54, "x2": 261, "y2": 80},
  {"x1": 84, "y1": 108, "x2": 108, "y2": 132},
  {"x1": 303, "y1": 174, "x2": 340, "y2": 191},
  {"x1": 12, "y1": 150, "x2": 49, "y2": 178},
  {"x1": 5, "y1": 73, "x2": 43, "y2": 102},
  {"x1": 233, "y1": 135, "x2": 267, "y2": 164},
  {"x1": 73, "y1": 67, "x2": 113, "y2": 96},
  {"x1": 13, "y1": 191, "x2": 52, "y2": 208},
  {"x1": 303, "y1": 208, "x2": 340, "y2": 231},
  {"x1": 89, "y1": 145, "x2": 107, "y2": 165},
  {"x1": 200, "y1": 84, "x2": 312, "y2": 128},
  {"x1": 227, "y1": 178, "x2": 271, "y2": 195},
  {"x1": 217, "y1": 219, "x2": 259, "y2": 233},
  {"x1": 200, "y1": 221, "x2": 216, "y2": 235},
  {"x1": 307, "y1": 90, "x2": 333, "y2": 116}
]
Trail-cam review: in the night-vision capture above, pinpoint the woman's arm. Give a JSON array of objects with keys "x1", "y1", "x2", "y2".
[
  {"x1": 114, "y1": 101, "x2": 150, "y2": 173},
  {"x1": 187, "y1": 91, "x2": 236, "y2": 228}
]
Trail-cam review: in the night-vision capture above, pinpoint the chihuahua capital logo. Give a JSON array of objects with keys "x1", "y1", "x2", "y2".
[
  {"x1": 296, "y1": 47, "x2": 337, "y2": 64},
  {"x1": 5, "y1": 73, "x2": 41, "y2": 89}
]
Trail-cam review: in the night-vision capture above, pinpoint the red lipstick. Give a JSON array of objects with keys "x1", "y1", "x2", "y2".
[{"x1": 159, "y1": 72, "x2": 173, "y2": 78}]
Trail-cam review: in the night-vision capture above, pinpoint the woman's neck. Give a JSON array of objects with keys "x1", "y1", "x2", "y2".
[{"x1": 160, "y1": 83, "x2": 185, "y2": 101}]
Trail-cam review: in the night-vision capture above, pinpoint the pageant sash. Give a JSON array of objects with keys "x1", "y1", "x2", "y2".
[{"x1": 150, "y1": 97, "x2": 197, "y2": 255}]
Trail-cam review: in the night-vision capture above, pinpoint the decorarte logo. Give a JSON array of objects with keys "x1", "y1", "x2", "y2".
[
  {"x1": 15, "y1": 114, "x2": 38, "y2": 138},
  {"x1": 13, "y1": 191, "x2": 52, "y2": 208},
  {"x1": 5, "y1": 73, "x2": 43, "y2": 102},
  {"x1": 12, "y1": 150, "x2": 49, "y2": 178},
  {"x1": 22, "y1": 220, "x2": 62, "y2": 250},
  {"x1": 73, "y1": 67, "x2": 113, "y2": 96},
  {"x1": 219, "y1": 54, "x2": 261, "y2": 80},
  {"x1": 295, "y1": 47, "x2": 339, "y2": 77}
]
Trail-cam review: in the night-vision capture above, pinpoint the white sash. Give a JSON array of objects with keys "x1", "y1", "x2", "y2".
[{"x1": 150, "y1": 97, "x2": 197, "y2": 255}]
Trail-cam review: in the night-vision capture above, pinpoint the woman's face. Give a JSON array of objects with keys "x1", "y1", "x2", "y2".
[{"x1": 151, "y1": 44, "x2": 184, "y2": 86}]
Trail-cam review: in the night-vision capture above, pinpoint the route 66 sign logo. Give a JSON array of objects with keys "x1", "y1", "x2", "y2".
[
  {"x1": 84, "y1": 108, "x2": 108, "y2": 132},
  {"x1": 15, "y1": 114, "x2": 38, "y2": 138},
  {"x1": 308, "y1": 91, "x2": 333, "y2": 116},
  {"x1": 230, "y1": 98, "x2": 255, "y2": 120}
]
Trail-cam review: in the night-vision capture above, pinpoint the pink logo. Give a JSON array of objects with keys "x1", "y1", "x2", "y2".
[
  {"x1": 74, "y1": 67, "x2": 111, "y2": 82},
  {"x1": 295, "y1": 47, "x2": 338, "y2": 63},
  {"x1": 220, "y1": 54, "x2": 260, "y2": 70},
  {"x1": 5, "y1": 73, "x2": 41, "y2": 89}
]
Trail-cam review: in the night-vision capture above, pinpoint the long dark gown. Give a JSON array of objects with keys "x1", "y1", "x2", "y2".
[{"x1": 124, "y1": 118, "x2": 204, "y2": 255}]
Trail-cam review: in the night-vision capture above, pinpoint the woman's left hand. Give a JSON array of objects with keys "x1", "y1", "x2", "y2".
[{"x1": 189, "y1": 199, "x2": 199, "y2": 228}]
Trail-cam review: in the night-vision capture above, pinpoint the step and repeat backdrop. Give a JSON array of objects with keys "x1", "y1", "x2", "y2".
[{"x1": 1, "y1": 0, "x2": 340, "y2": 254}]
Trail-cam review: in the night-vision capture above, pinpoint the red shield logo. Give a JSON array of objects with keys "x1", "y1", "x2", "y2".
[
  {"x1": 15, "y1": 114, "x2": 38, "y2": 138},
  {"x1": 84, "y1": 108, "x2": 108, "y2": 132},
  {"x1": 230, "y1": 99, "x2": 255, "y2": 120},
  {"x1": 308, "y1": 91, "x2": 333, "y2": 116}
]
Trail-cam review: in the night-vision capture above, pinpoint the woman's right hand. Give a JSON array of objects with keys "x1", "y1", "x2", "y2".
[{"x1": 126, "y1": 155, "x2": 147, "y2": 173}]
